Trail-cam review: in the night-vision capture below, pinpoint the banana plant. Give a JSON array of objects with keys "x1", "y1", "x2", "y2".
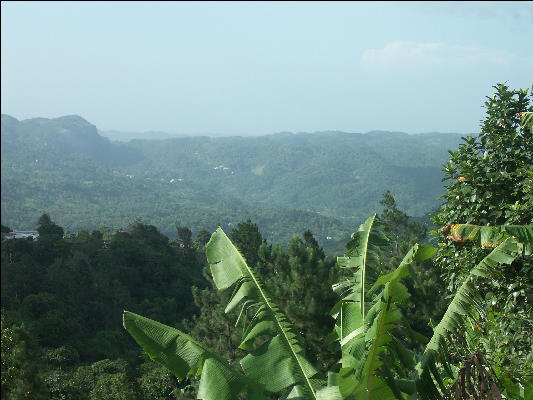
[
  {"x1": 123, "y1": 217, "x2": 532, "y2": 399},
  {"x1": 320, "y1": 221, "x2": 532, "y2": 399},
  {"x1": 318, "y1": 215, "x2": 437, "y2": 399}
]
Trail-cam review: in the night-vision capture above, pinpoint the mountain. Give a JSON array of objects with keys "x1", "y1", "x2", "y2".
[
  {"x1": 1, "y1": 114, "x2": 466, "y2": 253},
  {"x1": 1, "y1": 114, "x2": 143, "y2": 165}
]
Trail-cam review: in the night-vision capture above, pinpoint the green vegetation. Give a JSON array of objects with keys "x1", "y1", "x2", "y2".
[
  {"x1": 1, "y1": 195, "x2": 436, "y2": 400},
  {"x1": 124, "y1": 217, "x2": 532, "y2": 399},
  {"x1": 1, "y1": 215, "x2": 206, "y2": 399},
  {"x1": 1, "y1": 84, "x2": 531, "y2": 399},
  {"x1": 126, "y1": 130, "x2": 462, "y2": 223},
  {"x1": 433, "y1": 83, "x2": 533, "y2": 394},
  {"x1": 121, "y1": 85, "x2": 531, "y2": 399}
]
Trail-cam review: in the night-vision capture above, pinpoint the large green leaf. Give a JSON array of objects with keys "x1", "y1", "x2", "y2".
[
  {"x1": 414, "y1": 237, "x2": 523, "y2": 398},
  {"x1": 123, "y1": 311, "x2": 266, "y2": 400},
  {"x1": 423, "y1": 238, "x2": 520, "y2": 354},
  {"x1": 353, "y1": 244, "x2": 434, "y2": 400},
  {"x1": 206, "y1": 227, "x2": 320, "y2": 398},
  {"x1": 335, "y1": 214, "x2": 389, "y2": 319},
  {"x1": 332, "y1": 215, "x2": 437, "y2": 400}
]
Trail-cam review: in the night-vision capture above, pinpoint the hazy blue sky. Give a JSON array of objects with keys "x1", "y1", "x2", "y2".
[{"x1": 2, "y1": 1, "x2": 532, "y2": 135}]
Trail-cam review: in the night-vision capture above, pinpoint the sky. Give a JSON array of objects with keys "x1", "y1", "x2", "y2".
[{"x1": 1, "y1": 1, "x2": 532, "y2": 136}]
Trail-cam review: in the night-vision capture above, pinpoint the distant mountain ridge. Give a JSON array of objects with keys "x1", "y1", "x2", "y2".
[
  {"x1": 99, "y1": 129, "x2": 189, "y2": 142},
  {"x1": 1, "y1": 113, "x2": 466, "y2": 252},
  {"x1": 98, "y1": 126, "x2": 470, "y2": 142},
  {"x1": 1, "y1": 114, "x2": 143, "y2": 165}
]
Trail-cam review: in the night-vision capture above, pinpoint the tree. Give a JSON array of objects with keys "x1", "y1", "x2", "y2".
[
  {"x1": 1, "y1": 313, "x2": 47, "y2": 400},
  {"x1": 229, "y1": 219, "x2": 264, "y2": 268},
  {"x1": 183, "y1": 225, "x2": 339, "y2": 375},
  {"x1": 379, "y1": 191, "x2": 409, "y2": 236},
  {"x1": 69, "y1": 359, "x2": 140, "y2": 400},
  {"x1": 303, "y1": 230, "x2": 326, "y2": 260},
  {"x1": 1, "y1": 218, "x2": 212, "y2": 398},
  {"x1": 35, "y1": 214, "x2": 66, "y2": 264},
  {"x1": 377, "y1": 191, "x2": 446, "y2": 343},
  {"x1": 266, "y1": 234, "x2": 338, "y2": 372},
  {"x1": 181, "y1": 281, "x2": 245, "y2": 368},
  {"x1": 436, "y1": 84, "x2": 532, "y2": 229},
  {"x1": 193, "y1": 230, "x2": 211, "y2": 253},
  {"x1": 433, "y1": 84, "x2": 533, "y2": 387},
  {"x1": 44, "y1": 346, "x2": 79, "y2": 370},
  {"x1": 37, "y1": 214, "x2": 64, "y2": 237},
  {"x1": 138, "y1": 353, "x2": 194, "y2": 400},
  {"x1": 176, "y1": 226, "x2": 193, "y2": 248}
]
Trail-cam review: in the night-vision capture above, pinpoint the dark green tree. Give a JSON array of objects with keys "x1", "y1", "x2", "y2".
[
  {"x1": 176, "y1": 226, "x2": 193, "y2": 247},
  {"x1": 138, "y1": 354, "x2": 191, "y2": 400},
  {"x1": 1, "y1": 313, "x2": 47, "y2": 400},
  {"x1": 44, "y1": 346, "x2": 79, "y2": 370},
  {"x1": 184, "y1": 224, "x2": 339, "y2": 378},
  {"x1": 379, "y1": 190, "x2": 409, "y2": 236},
  {"x1": 1, "y1": 219, "x2": 209, "y2": 398},
  {"x1": 377, "y1": 191, "x2": 446, "y2": 342},
  {"x1": 265, "y1": 234, "x2": 338, "y2": 372},
  {"x1": 303, "y1": 229, "x2": 326, "y2": 259},
  {"x1": 37, "y1": 214, "x2": 64, "y2": 238},
  {"x1": 229, "y1": 219, "x2": 264, "y2": 267},
  {"x1": 34, "y1": 214, "x2": 67, "y2": 264},
  {"x1": 192, "y1": 230, "x2": 211, "y2": 253}
]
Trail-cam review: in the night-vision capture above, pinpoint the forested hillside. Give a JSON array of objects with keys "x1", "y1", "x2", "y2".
[
  {"x1": 126, "y1": 130, "x2": 463, "y2": 220},
  {"x1": 1, "y1": 114, "x2": 462, "y2": 253},
  {"x1": 1, "y1": 216, "x2": 209, "y2": 399}
]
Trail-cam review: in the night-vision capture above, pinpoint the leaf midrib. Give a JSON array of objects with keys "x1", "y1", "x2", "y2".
[
  {"x1": 360, "y1": 214, "x2": 376, "y2": 319},
  {"x1": 221, "y1": 228, "x2": 318, "y2": 399}
]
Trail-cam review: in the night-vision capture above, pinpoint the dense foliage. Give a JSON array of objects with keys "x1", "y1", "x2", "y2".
[
  {"x1": 124, "y1": 130, "x2": 463, "y2": 222},
  {"x1": 121, "y1": 84, "x2": 531, "y2": 400},
  {"x1": 1, "y1": 193, "x2": 438, "y2": 399},
  {"x1": 433, "y1": 84, "x2": 533, "y2": 391},
  {"x1": 124, "y1": 216, "x2": 531, "y2": 399},
  {"x1": 1, "y1": 216, "x2": 207, "y2": 399}
]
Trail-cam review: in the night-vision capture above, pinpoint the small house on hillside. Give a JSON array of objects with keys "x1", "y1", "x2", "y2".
[{"x1": 2, "y1": 231, "x2": 40, "y2": 240}]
